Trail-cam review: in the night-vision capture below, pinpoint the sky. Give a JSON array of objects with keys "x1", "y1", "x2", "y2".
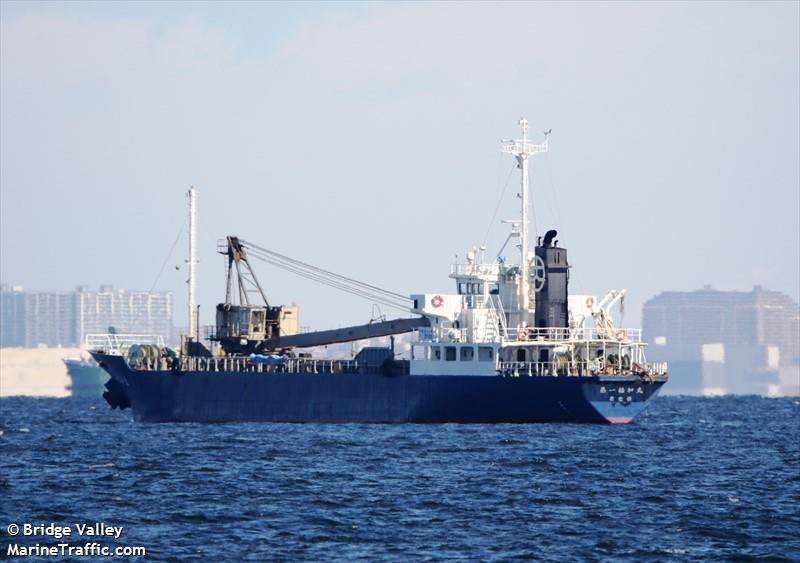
[{"x1": 1, "y1": 1, "x2": 798, "y2": 332}]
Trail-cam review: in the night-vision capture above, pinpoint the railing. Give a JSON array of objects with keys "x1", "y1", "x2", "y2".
[
  {"x1": 450, "y1": 263, "x2": 501, "y2": 277},
  {"x1": 416, "y1": 326, "x2": 643, "y2": 344},
  {"x1": 166, "y1": 356, "x2": 359, "y2": 374},
  {"x1": 501, "y1": 140, "x2": 548, "y2": 154},
  {"x1": 498, "y1": 361, "x2": 561, "y2": 377},
  {"x1": 417, "y1": 327, "x2": 434, "y2": 342},
  {"x1": 506, "y1": 327, "x2": 642, "y2": 343},
  {"x1": 491, "y1": 295, "x2": 509, "y2": 337},
  {"x1": 649, "y1": 362, "x2": 668, "y2": 376},
  {"x1": 416, "y1": 327, "x2": 468, "y2": 343},
  {"x1": 497, "y1": 360, "x2": 668, "y2": 378},
  {"x1": 85, "y1": 334, "x2": 166, "y2": 354}
]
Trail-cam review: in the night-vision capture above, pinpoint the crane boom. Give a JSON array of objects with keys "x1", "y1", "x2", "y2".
[
  {"x1": 211, "y1": 236, "x2": 424, "y2": 356},
  {"x1": 272, "y1": 317, "x2": 429, "y2": 350}
]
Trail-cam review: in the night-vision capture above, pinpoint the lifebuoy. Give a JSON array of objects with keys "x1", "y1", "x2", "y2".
[
  {"x1": 615, "y1": 329, "x2": 626, "y2": 341},
  {"x1": 586, "y1": 296, "x2": 595, "y2": 309},
  {"x1": 431, "y1": 295, "x2": 444, "y2": 308}
]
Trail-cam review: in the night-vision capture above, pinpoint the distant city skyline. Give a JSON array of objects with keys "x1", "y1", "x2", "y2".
[
  {"x1": 1, "y1": 285, "x2": 173, "y2": 347},
  {"x1": 2, "y1": 1, "x2": 798, "y2": 332},
  {"x1": 643, "y1": 286, "x2": 799, "y2": 396}
]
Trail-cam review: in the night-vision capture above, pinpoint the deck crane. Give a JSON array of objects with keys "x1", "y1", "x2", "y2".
[
  {"x1": 213, "y1": 236, "x2": 287, "y2": 354},
  {"x1": 212, "y1": 236, "x2": 428, "y2": 355},
  {"x1": 592, "y1": 289, "x2": 627, "y2": 339}
]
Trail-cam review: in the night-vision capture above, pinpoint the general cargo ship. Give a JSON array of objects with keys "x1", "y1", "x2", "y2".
[{"x1": 91, "y1": 119, "x2": 668, "y2": 423}]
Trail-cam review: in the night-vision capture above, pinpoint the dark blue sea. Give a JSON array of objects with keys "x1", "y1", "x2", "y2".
[{"x1": 1, "y1": 395, "x2": 798, "y2": 562}]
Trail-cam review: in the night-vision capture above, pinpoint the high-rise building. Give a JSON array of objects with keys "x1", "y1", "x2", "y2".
[
  {"x1": 0, "y1": 285, "x2": 173, "y2": 348},
  {"x1": 0, "y1": 286, "x2": 28, "y2": 347},
  {"x1": 643, "y1": 286, "x2": 799, "y2": 396},
  {"x1": 76, "y1": 286, "x2": 173, "y2": 341}
]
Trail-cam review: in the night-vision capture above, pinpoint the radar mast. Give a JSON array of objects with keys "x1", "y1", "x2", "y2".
[
  {"x1": 501, "y1": 118, "x2": 548, "y2": 324},
  {"x1": 187, "y1": 186, "x2": 198, "y2": 340}
]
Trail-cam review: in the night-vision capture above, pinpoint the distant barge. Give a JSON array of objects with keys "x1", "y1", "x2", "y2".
[{"x1": 63, "y1": 357, "x2": 108, "y2": 397}]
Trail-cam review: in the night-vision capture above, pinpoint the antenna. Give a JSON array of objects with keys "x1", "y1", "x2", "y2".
[
  {"x1": 501, "y1": 117, "x2": 548, "y2": 320},
  {"x1": 187, "y1": 186, "x2": 197, "y2": 340}
]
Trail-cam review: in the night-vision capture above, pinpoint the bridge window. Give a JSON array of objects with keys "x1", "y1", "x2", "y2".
[
  {"x1": 432, "y1": 347, "x2": 442, "y2": 361},
  {"x1": 460, "y1": 346, "x2": 474, "y2": 361},
  {"x1": 445, "y1": 346, "x2": 457, "y2": 361},
  {"x1": 457, "y1": 283, "x2": 486, "y2": 295},
  {"x1": 464, "y1": 283, "x2": 483, "y2": 295},
  {"x1": 478, "y1": 347, "x2": 494, "y2": 361}
]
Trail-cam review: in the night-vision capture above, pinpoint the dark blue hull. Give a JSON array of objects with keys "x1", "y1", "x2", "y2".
[{"x1": 92, "y1": 353, "x2": 664, "y2": 424}]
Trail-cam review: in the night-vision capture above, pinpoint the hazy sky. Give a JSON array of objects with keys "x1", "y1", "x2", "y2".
[{"x1": 1, "y1": 1, "x2": 798, "y2": 331}]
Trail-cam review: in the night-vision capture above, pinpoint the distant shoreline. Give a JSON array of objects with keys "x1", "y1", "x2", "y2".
[{"x1": 0, "y1": 347, "x2": 82, "y2": 397}]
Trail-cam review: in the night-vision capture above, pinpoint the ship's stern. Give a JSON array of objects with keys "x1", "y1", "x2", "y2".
[{"x1": 582, "y1": 376, "x2": 666, "y2": 423}]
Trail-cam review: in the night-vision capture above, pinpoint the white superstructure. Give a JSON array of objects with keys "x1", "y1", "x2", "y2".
[{"x1": 407, "y1": 119, "x2": 667, "y2": 379}]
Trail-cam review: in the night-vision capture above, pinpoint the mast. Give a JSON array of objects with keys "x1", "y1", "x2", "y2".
[
  {"x1": 187, "y1": 186, "x2": 197, "y2": 340},
  {"x1": 501, "y1": 118, "x2": 548, "y2": 324}
]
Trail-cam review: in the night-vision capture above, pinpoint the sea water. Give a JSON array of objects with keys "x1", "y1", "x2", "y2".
[{"x1": 1, "y1": 395, "x2": 798, "y2": 561}]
